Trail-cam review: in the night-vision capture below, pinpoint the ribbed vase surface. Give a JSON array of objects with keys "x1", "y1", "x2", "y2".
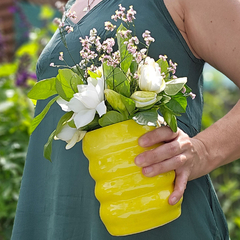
[{"x1": 82, "y1": 120, "x2": 182, "y2": 236}]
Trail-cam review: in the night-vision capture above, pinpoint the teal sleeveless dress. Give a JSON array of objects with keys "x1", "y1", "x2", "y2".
[{"x1": 11, "y1": 0, "x2": 229, "y2": 239}]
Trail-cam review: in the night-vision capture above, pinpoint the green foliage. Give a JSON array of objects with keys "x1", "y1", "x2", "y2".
[
  {"x1": 202, "y1": 65, "x2": 240, "y2": 240},
  {"x1": 0, "y1": 5, "x2": 57, "y2": 240},
  {"x1": 0, "y1": 77, "x2": 33, "y2": 240}
]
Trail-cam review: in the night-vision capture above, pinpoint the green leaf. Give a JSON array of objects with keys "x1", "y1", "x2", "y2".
[
  {"x1": 120, "y1": 94, "x2": 136, "y2": 115},
  {"x1": 164, "y1": 77, "x2": 187, "y2": 96},
  {"x1": 166, "y1": 93, "x2": 187, "y2": 114},
  {"x1": 161, "y1": 95, "x2": 171, "y2": 104},
  {"x1": 88, "y1": 70, "x2": 100, "y2": 79},
  {"x1": 157, "y1": 58, "x2": 169, "y2": 75},
  {"x1": 71, "y1": 65, "x2": 85, "y2": 79},
  {"x1": 116, "y1": 23, "x2": 133, "y2": 73},
  {"x1": 130, "y1": 60, "x2": 138, "y2": 75},
  {"x1": 159, "y1": 105, "x2": 177, "y2": 132},
  {"x1": 43, "y1": 130, "x2": 56, "y2": 162},
  {"x1": 99, "y1": 111, "x2": 126, "y2": 127},
  {"x1": 56, "y1": 69, "x2": 82, "y2": 100},
  {"x1": 43, "y1": 112, "x2": 73, "y2": 162},
  {"x1": 29, "y1": 96, "x2": 59, "y2": 134},
  {"x1": 132, "y1": 109, "x2": 158, "y2": 126},
  {"x1": 103, "y1": 64, "x2": 130, "y2": 97},
  {"x1": 55, "y1": 112, "x2": 74, "y2": 135},
  {"x1": 104, "y1": 89, "x2": 128, "y2": 118},
  {"x1": 27, "y1": 77, "x2": 57, "y2": 100}
]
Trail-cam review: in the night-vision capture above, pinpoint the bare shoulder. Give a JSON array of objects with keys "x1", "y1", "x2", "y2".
[
  {"x1": 164, "y1": 0, "x2": 240, "y2": 87},
  {"x1": 163, "y1": 0, "x2": 200, "y2": 58},
  {"x1": 182, "y1": 0, "x2": 240, "y2": 87}
]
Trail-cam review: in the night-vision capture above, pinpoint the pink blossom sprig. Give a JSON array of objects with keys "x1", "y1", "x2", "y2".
[
  {"x1": 126, "y1": 5, "x2": 136, "y2": 22},
  {"x1": 168, "y1": 60, "x2": 178, "y2": 75},
  {"x1": 142, "y1": 30, "x2": 155, "y2": 46},
  {"x1": 105, "y1": 21, "x2": 117, "y2": 32},
  {"x1": 111, "y1": 4, "x2": 136, "y2": 24},
  {"x1": 65, "y1": 11, "x2": 77, "y2": 20}
]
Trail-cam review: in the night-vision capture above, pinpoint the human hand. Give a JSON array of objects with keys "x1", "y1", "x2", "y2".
[{"x1": 135, "y1": 126, "x2": 209, "y2": 205}]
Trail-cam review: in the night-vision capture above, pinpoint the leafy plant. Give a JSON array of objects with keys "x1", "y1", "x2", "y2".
[
  {"x1": 0, "y1": 5, "x2": 57, "y2": 240},
  {"x1": 202, "y1": 65, "x2": 240, "y2": 240}
]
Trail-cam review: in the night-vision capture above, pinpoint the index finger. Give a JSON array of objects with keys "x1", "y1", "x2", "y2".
[{"x1": 138, "y1": 126, "x2": 179, "y2": 147}]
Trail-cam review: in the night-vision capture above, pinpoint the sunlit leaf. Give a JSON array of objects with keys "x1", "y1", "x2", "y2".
[
  {"x1": 99, "y1": 111, "x2": 126, "y2": 127},
  {"x1": 164, "y1": 77, "x2": 187, "y2": 96},
  {"x1": 29, "y1": 96, "x2": 59, "y2": 134},
  {"x1": 27, "y1": 77, "x2": 57, "y2": 100},
  {"x1": 56, "y1": 69, "x2": 81, "y2": 100},
  {"x1": 132, "y1": 109, "x2": 158, "y2": 126}
]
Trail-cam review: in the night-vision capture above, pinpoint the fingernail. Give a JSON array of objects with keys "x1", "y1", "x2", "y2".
[
  {"x1": 138, "y1": 137, "x2": 148, "y2": 147},
  {"x1": 143, "y1": 166, "x2": 153, "y2": 174},
  {"x1": 135, "y1": 155, "x2": 144, "y2": 166},
  {"x1": 171, "y1": 197, "x2": 177, "y2": 205}
]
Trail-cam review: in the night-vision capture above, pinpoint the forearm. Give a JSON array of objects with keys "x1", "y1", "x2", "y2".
[{"x1": 194, "y1": 99, "x2": 240, "y2": 174}]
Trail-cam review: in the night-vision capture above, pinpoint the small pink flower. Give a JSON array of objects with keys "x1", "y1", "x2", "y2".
[
  {"x1": 127, "y1": 6, "x2": 136, "y2": 22},
  {"x1": 111, "y1": 14, "x2": 118, "y2": 22},
  {"x1": 159, "y1": 55, "x2": 167, "y2": 61},
  {"x1": 118, "y1": 4, "x2": 126, "y2": 12},
  {"x1": 59, "y1": 22, "x2": 65, "y2": 28},
  {"x1": 66, "y1": 11, "x2": 77, "y2": 19},
  {"x1": 142, "y1": 30, "x2": 155, "y2": 46},
  {"x1": 129, "y1": 36, "x2": 139, "y2": 45},
  {"x1": 104, "y1": 21, "x2": 116, "y2": 31},
  {"x1": 53, "y1": 18, "x2": 61, "y2": 26},
  {"x1": 90, "y1": 28, "x2": 97, "y2": 37},
  {"x1": 59, "y1": 52, "x2": 64, "y2": 61},
  {"x1": 102, "y1": 38, "x2": 115, "y2": 54},
  {"x1": 181, "y1": 87, "x2": 186, "y2": 94},
  {"x1": 119, "y1": 30, "x2": 132, "y2": 39},
  {"x1": 65, "y1": 26, "x2": 74, "y2": 33},
  {"x1": 190, "y1": 92, "x2": 196, "y2": 99}
]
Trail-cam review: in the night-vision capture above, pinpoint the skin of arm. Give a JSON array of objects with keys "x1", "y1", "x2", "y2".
[{"x1": 135, "y1": 0, "x2": 240, "y2": 205}]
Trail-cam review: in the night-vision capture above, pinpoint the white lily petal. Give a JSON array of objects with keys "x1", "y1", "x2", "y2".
[
  {"x1": 87, "y1": 77, "x2": 98, "y2": 87},
  {"x1": 65, "y1": 130, "x2": 86, "y2": 149},
  {"x1": 73, "y1": 109, "x2": 96, "y2": 128},
  {"x1": 95, "y1": 77, "x2": 105, "y2": 100},
  {"x1": 77, "y1": 84, "x2": 88, "y2": 93},
  {"x1": 96, "y1": 101, "x2": 107, "y2": 117},
  {"x1": 56, "y1": 124, "x2": 77, "y2": 141},
  {"x1": 80, "y1": 90, "x2": 100, "y2": 109},
  {"x1": 57, "y1": 98, "x2": 71, "y2": 112},
  {"x1": 159, "y1": 79, "x2": 166, "y2": 92},
  {"x1": 68, "y1": 97, "x2": 86, "y2": 113}
]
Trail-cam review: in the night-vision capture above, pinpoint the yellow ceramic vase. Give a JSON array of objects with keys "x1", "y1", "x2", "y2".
[{"x1": 82, "y1": 119, "x2": 182, "y2": 236}]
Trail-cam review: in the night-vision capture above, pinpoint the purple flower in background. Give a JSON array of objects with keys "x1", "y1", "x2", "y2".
[
  {"x1": 15, "y1": 54, "x2": 37, "y2": 87},
  {"x1": 16, "y1": 71, "x2": 37, "y2": 87}
]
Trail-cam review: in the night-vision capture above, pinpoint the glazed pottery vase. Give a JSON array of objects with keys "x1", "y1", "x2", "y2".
[{"x1": 82, "y1": 119, "x2": 182, "y2": 236}]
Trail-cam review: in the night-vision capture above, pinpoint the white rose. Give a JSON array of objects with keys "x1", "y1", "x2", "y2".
[{"x1": 138, "y1": 57, "x2": 165, "y2": 93}]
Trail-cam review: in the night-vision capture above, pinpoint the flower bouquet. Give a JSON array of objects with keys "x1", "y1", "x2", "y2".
[{"x1": 28, "y1": 5, "x2": 195, "y2": 235}]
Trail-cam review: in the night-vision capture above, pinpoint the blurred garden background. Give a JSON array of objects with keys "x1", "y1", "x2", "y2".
[{"x1": 0, "y1": 1, "x2": 240, "y2": 240}]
